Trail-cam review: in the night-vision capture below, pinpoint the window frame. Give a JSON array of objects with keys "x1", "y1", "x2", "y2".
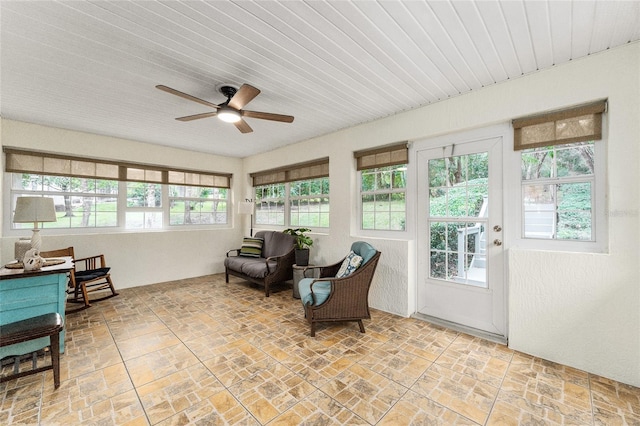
[
  {"x1": 288, "y1": 177, "x2": 330, "y2": 228},
  {"x1": 124, "y1": 181, "x2": 164, "y2": 230},
  {"x1": 359, "y1": 164, "x2": 407, "y2": 232},
  {"x1": 254, "y1": 183, "x2": 286, "y2": 226},
  {"x1": 510, "y1": 138, "x2": 607, "y2": 253},
  {"x1": 9, "y1": 173, "x2": 120, "y2": 230},
  {"x1": 254, "y1": 177, "x2": 330, "y2": 229},
  {"x1": 168, "y1": 185, "x2": 229, "y2": 227},
  {"x1": 521, "y1": 143, "x2": 595, "y2": 241},
  {"x1": 5, "y1": 172, "x2": 231, "y2": 235}
]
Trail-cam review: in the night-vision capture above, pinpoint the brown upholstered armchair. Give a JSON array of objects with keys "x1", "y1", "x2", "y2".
[
  {"x1": 224, "y1": 230, "x2": 296, "y2": 297},
  {"x1": 298, "y1": 241, "x2": 381, "y2": 337}
]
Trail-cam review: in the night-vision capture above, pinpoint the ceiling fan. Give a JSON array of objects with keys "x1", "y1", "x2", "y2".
[{"x1": 156, "y1": 83, "x2": 294, "y2": 133}]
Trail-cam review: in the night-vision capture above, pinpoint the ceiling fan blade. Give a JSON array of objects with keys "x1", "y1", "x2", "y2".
[
  {"x1": 242, "y1": 110, "x2": 294, "y2": 123},
  {"x1": 175, "y1": 112, "x2": 218, "y2": 122},
  {"x1": 156, "y1": 85, "x2": 219, "y2": 109},
  {"x1": 234, "y1": 119, "x2": 253, "y2": 133},
  {"x1": 229, "y1": 84, "x2": 260, "y2": 110}
]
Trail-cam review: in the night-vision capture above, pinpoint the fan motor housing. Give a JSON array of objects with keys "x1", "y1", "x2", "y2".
[{"x1": 218, "y1": 85, "x2": 238, "y2": 99}]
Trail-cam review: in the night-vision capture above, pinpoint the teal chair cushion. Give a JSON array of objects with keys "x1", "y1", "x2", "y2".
[
  {"x1": 351, "y1": 241, "x2": 377, "y2": 265},
  {"x1": 299, "y1": 242, "x2": 377, "y2": 308},
  {"x1": 299, "y1": 278, "x2": 332, "y2": 306}
]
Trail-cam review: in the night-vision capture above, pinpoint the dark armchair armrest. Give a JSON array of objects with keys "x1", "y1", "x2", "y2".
[{"x1": 265, "y1": 250, "x2": 290, "y2": 274}]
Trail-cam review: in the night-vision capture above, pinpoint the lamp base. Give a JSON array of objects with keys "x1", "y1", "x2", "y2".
[{"x1": 31, "y1": 229, "x2": 42, "y2": 252}]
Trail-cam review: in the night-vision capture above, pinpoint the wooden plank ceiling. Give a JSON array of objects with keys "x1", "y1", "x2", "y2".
[{"x1": 1, "y1": 1, "x2": 638, "y2": 157}]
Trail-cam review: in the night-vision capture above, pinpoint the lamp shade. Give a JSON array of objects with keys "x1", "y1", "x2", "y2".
[{"x1": 13, "y1": 197, "x2": 57, "y2": 223}]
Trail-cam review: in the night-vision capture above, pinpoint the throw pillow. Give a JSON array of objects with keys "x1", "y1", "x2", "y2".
[
  {"x1": 336, "y1": 251, "x2": 363, "y2": 278},
  {"x1": 239, "y1": 237, "x2": 264, "y2": 258}
]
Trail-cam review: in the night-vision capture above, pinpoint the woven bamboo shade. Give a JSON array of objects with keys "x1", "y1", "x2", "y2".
[
  {"x1": 251, "y1": 158, "x2": 329, "y2": 186},
  {"x1": 4, "y1": 148, "x2": 231, "y2": 188},
  {"x1": 354, "y1": 142, "x2": 408, "y2": 171},
  {"x1": 512, "y1": 100, "x2": 606, "y2": 150}
]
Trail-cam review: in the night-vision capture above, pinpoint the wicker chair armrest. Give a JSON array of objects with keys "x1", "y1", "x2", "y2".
[
  {"x1": 300, "y1": 258, "x2": 342, "y2": 279},
  {"x1": 309, "y1": 277, "x2": 335, "y2": 304},
  {"x1": 309, "y1": 252, "x2": 380, "y2": 303},
  {"x1": 264, "y1": 255, "x2": 278, "y2": 273},
  {"x1": 226, "y1": 248, "x2": 241, "y2": 257},
  {"x1": 267, "y1": 247, "x2": 295, "y2": 265},
  {"x1": 265, "y1": 248, "x2": 291, "y2": 273},
  {"x1": 302, "y1": 265, "x2": 322, "y2": 278},
  {"x1": 265, "y1": 255, "x2": 281, "y2": 263},
  {"x1": 317, "y1": 260, "x2": 343, "y2": 278},
  {"x1": 309, "y1": 276, "x2": 336, "y2": 289}
]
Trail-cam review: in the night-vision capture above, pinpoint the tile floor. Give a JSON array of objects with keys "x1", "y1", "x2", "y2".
[{"x1": 1, "y1": 274, "x2": 639, "y2": 425}]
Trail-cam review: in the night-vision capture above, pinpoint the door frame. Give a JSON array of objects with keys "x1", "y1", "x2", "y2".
[{"x1": 410, "y1": 124, "x2": 512, "y2": 341}]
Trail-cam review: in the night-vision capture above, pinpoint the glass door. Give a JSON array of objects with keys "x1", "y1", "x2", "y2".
[{"x1": 417, "y1": 135, "x2": 506, "y2": 337}]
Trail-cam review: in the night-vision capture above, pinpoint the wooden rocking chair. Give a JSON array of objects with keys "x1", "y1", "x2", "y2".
[{"x1": 40, "y1": 247, "x2": 118, "y2": 311}]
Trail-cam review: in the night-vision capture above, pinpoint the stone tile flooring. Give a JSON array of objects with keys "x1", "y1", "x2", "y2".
[{"x1": 1, "y1": 274, "x2": 639, "y2": 425}]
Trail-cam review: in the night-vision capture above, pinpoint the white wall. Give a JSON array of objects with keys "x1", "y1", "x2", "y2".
[
  {"x1": 1, "y1": 120, "x2": 245, "y2": 286},
  {"x1": 1, "y1": 43, "x2": 638, "y2": 387},
  {"x1": 244, "y1": 43, "x2": 640, "y2": 387}
]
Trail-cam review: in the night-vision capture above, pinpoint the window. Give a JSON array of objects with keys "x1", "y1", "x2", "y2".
[
  {"x1": 513, "y1": 100, "x2": 607, "y2": 250},
  {"x1": 10, "y1": 175, "x2": 231, "y2": 231},
  {"x1": 355, "y1": 142, "x2": 409, "y2": 232},
  {"x1": 11, "y1": 173, "x2": 118, "y2": 229},
  {"x1": 5, "y1": 149, "x2": 231, "y2": 232},
  {"x1": 254, "y1": 178, "x2": 329, "y2": 227},
  {"x1": 126, "y1": 182, "x2": 162, "y2": 229},
  {"x1": 169, "y1": 185, "x2": 228, "y2": 226},
  {"x1": 361, "y1": 165, "x2": 406, "y2": 231},
  {"x1": 252, "y1": 158, "x2": 330, "y2": 228},
  {"x1": 289, "y1": 178, "x2": 329, "y2": 227},
  {"x1": 521, "y1": 142, "x2": 595, "y2": 240},
  {"x1": 254, "y1": 183, "x2": 285, "y2": 226}
]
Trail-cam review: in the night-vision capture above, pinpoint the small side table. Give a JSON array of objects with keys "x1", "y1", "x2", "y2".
[{"x1": 292, "y1": 264, "x2": 319, "y2": 299}]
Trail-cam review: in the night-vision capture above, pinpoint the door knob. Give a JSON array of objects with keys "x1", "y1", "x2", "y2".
[
  {"x1": 493, "y1": 225, "x2": 502, "y2": 232},
  {"x1": 494, "y1": 239, "x2": 502, "y2": 246}
]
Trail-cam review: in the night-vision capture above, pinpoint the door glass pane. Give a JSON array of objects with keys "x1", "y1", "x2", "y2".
[
  {"x1": 428, "y1": 159, "x2": 447, "y2": 187},
  {"x1": 430, "y1": 251, "x2": 446, "y2": 279},
  {"x1": 428, "y1": 152, "x2": 488, "y2": 288},
  {"x1": 467, "y1": 152, "x2": 488, "y2": 180}
]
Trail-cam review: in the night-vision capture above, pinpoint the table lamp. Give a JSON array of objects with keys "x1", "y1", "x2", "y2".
[{"x1": 13, "y1": 197, "x2": 57, "y2": 256}]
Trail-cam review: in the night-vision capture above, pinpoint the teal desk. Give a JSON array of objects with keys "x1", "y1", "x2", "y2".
[{"x1": 0, "y1": 257, "x2": 73, "y2": 358}]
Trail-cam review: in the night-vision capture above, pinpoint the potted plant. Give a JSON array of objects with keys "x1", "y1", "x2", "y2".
[{"x1": 283, "y1": 228, "x2": 313, "y2": 266}]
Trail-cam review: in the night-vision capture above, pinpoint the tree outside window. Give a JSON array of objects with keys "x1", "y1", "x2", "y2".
[{"x1": 11, "y1": 173, "x2": 118, "y2": 228}]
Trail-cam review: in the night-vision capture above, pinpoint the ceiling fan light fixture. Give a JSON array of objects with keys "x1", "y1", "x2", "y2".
[{"x1": 217, "y1": 107, "x2": 241, "y2": 123}]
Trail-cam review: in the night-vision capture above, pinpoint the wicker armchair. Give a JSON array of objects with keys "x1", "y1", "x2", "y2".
[{"x1": 298, "y1": 242, "x2": 381, "y2": 337}]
